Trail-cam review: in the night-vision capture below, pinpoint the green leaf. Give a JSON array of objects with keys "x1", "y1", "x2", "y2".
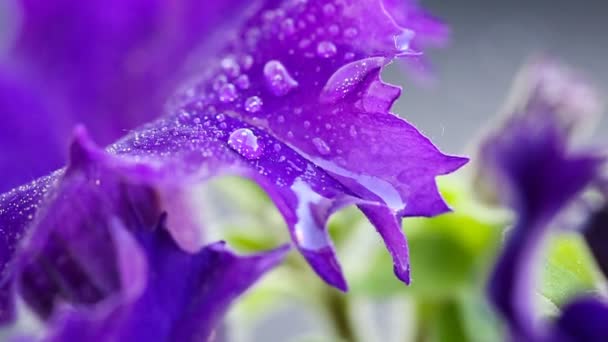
[
  {"x1": 429, "y1": 300, "x2": 468, "y2": 342},
  {"x1": 539, "y1": 233, "x2": 602, "y2": 307},
  {"x1": 458, "y1": 291, "x2": 504, "y2": 342}
]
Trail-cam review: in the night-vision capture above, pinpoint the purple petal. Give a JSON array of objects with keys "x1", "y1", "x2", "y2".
[
  {"x1": 480, "y1": 60, "x2": 605, "y2": 340},
  {"x1": 7, "y1": 130, "x2": 287, "y2": 341},
  {"x1": 108, "y1": 0, "x2": 465, "y2": 288},
  {"x1": 43, "y1": 235, "x2": 288, "y2": 342},
  {"x1": 1, "y1": 0, "x2": 465, "y2": 296},
  {"x1": 548, "y1": 296, "x2": 608, "y2": 342},
  {"x1": 583, "y1": 204, "x2": 608, "y2": 279}
]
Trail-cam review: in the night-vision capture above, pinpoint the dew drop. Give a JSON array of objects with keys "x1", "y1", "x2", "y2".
[
  {"x1": 298, "y1": 39, "x2": 311, "y2": 49},
  {"x1": 322, "y1": 3, "x2": 336, "y2": 15},
  {"x1": 349, "y1": 125, "x2": 358, "y2": 137},
  {"x1": 235, "y1": 74, "x2": 250, "y2": 89},
  {"x1": 263, "y1": 60, "x2": 299, "y2": 96},
  {"x1": 344, "y1": 27, "x2": 358, "y2": 38},
  {"x1": 244, "y1": 96, "x2": 263, "y2": 113},
  {"x1": 320, "y1": 57, "x2": 386, "y2": 104},
  {"x1": 240, "y1": 55, "x2": 254, "y2": 70},
  {"x1": 281, "y1": 18, "x2": 296, "y2": 35},
  {"x1": 221, "y1": 57, "x2": 240, "y2": 77},
  {"x1": 218, "y1": 83, "x2": 237, "y2": 103},
  {"x1": 328, "y1": 24, "x2": 340, "y2": 36},
  {"x1": 316, "y1": 41, "x2": 337, "y2": 58},
  {"x1": 212, "y1": 75, "x2": 228, "y2": 91},
  {"x1": 228, "y1": 128, "x2": 263, "y2": 160},
  {"x1": 394, "y1": 29, "x2": 415, "y2": 52},
  {"x1": 312, "y1": 137, "x2": 331, "y2": 155}
]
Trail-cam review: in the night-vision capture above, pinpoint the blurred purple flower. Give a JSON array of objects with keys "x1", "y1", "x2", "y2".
[
  {"x1": 0, "y1": 0, "x2": 465, "y2": 338},
  {"x1": 478, "y1": 59, "x2": 608, "y2": 341},
  {"x1": 583, "y1": 203, "x2": 608, "y2": 280}
]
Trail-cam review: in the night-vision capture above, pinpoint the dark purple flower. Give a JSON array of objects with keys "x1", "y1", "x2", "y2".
[
  {"x1": 582, "y1": 203, "x2": 608, "y2": 280},
  {"x1": 479, "y1": 59, "x2": 607, "y2": 341},
  {"x1": 1, "y1": 0, "x2": 465, "y2": 337},
  {"x1": 0, "y1": 128, "x2": 288, "y2": 342}
]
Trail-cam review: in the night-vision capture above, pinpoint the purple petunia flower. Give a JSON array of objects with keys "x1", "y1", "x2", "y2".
[
  {"x1": 0, "y1": 0, "x2": 465, "y2": 338},
  {"x1": 478, "y1": 59, "x2": 608, "y2": 341},
  {"x1": 2, "y1": 128, "x2": 289, "y2": 341}
]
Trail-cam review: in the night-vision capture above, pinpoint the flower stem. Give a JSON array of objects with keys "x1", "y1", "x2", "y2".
[{"x1": 323, "y1": 289, "x2": 358, "y2": 342}]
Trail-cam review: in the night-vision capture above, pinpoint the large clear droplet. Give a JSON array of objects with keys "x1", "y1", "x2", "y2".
[
  {"x1": 320, "y1": 57, "x2": 386, "y2": 104},
  {"x1": 393, "y1": 29, "x2": 415, "y2": 52},
  {"x1": 263, "y1": 60, "x2": 299, "y2": 96},
  {"x1": 228, "y1": 128, "x2": 263, "y2": 160}
]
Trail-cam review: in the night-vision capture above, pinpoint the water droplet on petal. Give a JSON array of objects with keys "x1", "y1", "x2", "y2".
[
  {"x1": 394, "y1": 29, "x2": 415, "y2": 52},
  {"x1": 228, "y1": 128, "x2": 263, "y2": 160},
  {"x1": 244, "y1": 96, "x2": 263, "y2": 113},
  {"x1": 328, "y1": 24, "x2": 340, "y2": 36},
  {"x1": 344, "y1": 27, "x2": 358, "y2": 38},
  {"x1": 218, "y1": 83, "x2": 238, "y2": 102},
  {"x1": 240, "y1": 55, "x2": 254, "y2": 70},
  {"x1": 221, "y1": 57, "x2": 240, "y2": 77},
  {"x1": 263, "y1": 60, "x2": 299, "y2": 96},
  {"x1": 317, "y1": 41, "x2": 337, "y2": 58},
  {"x1": 349, "y1": 125, "x2": 357, "y2": 137},
  {"x1": 235, "y1": 74, "x2": 250, "y2": 89},
  {"x1": 322, "y1": 4, "x2": 336, "y2": 15},
  {"x1": 298, "y1": 39, "x2": 311, "y2": 49},
  {"x1": 281, "y1": 18, "x2": 296, "y2": 35},
  {"x1": 320, "y1": 57, "x2": 386, "y2": 104},
  {"x1": 212, "y1": 75, "x2": 228, "y2": 90},
  {"x1": 344, "y1": 52, "x2": 355, "y2": 60},
  {"x1": 312, "y1": 137, "x2": 331, "y2": 155}
]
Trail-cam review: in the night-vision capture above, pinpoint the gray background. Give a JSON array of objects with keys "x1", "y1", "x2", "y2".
[{"x1": 389, "y1": 0, "x2": 607, "y2": 154}]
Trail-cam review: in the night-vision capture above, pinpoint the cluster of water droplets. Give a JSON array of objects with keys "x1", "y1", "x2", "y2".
[
  {"x1": 113, "y1": 0, "x2": 407, "y2": 192},
  {"x1": 0, "y1": 173, "x2": 57, "y2": 278}
]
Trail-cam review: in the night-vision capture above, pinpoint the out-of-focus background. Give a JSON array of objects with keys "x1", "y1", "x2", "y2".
[
  {"x1": 244, "y1": 0, "x2": 608, "y2": 340},
  {"x1": 389, "y1": 0, "x2": 608, "y2": 154}
]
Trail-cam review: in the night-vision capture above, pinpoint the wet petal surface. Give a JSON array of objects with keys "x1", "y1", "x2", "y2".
[{"x1": 1, "y1": 0, "x2": 465, "y2": 297}]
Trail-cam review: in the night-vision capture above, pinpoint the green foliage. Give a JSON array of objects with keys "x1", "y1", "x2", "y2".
[
  {"x1": 217, "y1": 174, "x2": 605, "y2": 342},
  {"x1": 540, "y1": 234, "x2": 603, "y2": 307}
]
